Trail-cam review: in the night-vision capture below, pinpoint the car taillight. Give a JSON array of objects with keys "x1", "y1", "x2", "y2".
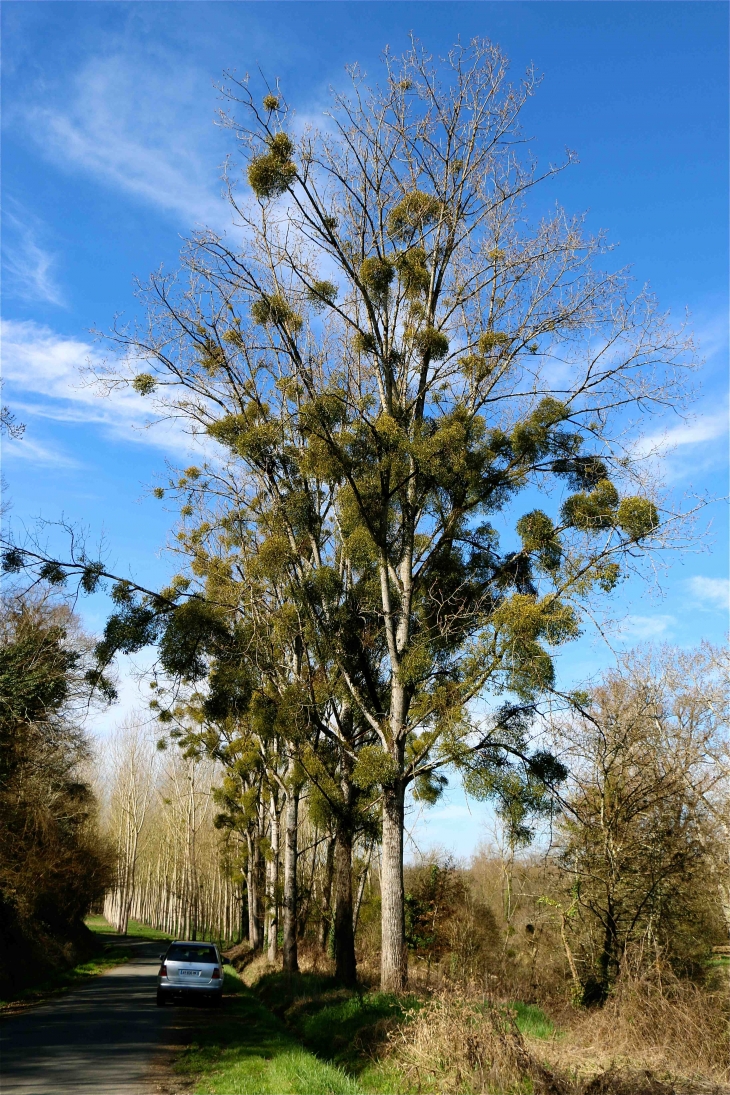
[
  {"x1": 159, "y1": 964, "x2": 167, "y2": 976},
  {"x1": 212, "y1": 968, "x2": 220, "y2": 978}
]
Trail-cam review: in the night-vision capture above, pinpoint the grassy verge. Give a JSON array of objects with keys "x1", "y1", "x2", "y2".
[
  {"x1": 175, "y1": 968, "x2": 362, "y2": 1094},
  {"x1": 84, "y1": 914, "x2": 172, "y2": 942},
  {"x1": 175, "y1": 962, "x2": 567, "y2": 1095},
  {"x1": 251, "y1": 970, "x2": 424, "y2": 1094}
]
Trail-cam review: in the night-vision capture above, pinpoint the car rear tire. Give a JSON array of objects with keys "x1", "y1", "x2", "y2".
[
  {"x1": 210, "y1": 994, "x2": 222, "y2": 1008},
  {"x1": 156, "y1": 991, "x2": 168, "y2": 1007}
]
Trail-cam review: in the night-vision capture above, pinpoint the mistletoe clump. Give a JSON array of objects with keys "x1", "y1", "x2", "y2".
[
  {"x1": 616, "y1": 496, "x2": 659, "y2": 540},
  {"x1": 247, "y1": 132, "x2": 297, "y2": 199},
  {"x1": 250, "y1": 293, "x2": 302, "y2": 332},
  {"x1": 395, "y1": 247, "x2": 431, "y2": 298},
  {"x1": 414, "y1": 326, "x2": 449, "y2": 360},
  {"x1": 359, "y1": 257, "x2": 394, "y2": 302},
  {"x1": 387, "y1": 190, "x2": 443, "y2": 239},
  {"x1": 561, "y1": 480, "x2": 619, "y2": 531},
  {"x1": 132, "y1": 373, "x2": 156, "y2": 395},
  {"x1": 306, "y1": 279, "x2": 338, "y2": 311}
]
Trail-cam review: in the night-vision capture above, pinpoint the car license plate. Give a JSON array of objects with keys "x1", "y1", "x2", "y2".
[{"x1": 180, "y1": 970, "x2": 199, "y2": 976}]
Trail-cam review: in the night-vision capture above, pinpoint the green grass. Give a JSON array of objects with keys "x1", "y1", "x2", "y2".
[
  {"x1": 509, "y1": 1000, "x2": 560, "y2": 1040},
  {"x1": 253, "y1": 970, "x2": 421, "y2": 1074},
  {"x1": 174, "y1": 963, "x2": 560, "y2": 1094},
  {"x1": 84, "y1": 914, "x2": 172, "y2": 941},
  {"x1": 175, "y1": 968, "x2": 361, "y2": 1095}
]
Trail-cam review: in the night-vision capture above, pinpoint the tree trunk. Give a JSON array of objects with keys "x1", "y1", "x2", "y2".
[
  {"x1": 333, "y1": 824, "x2": 357, "y2": 986},
  {"x1": 282, "y1": 771, "x2": 299, "y2": 973},
  {"x1": 380, "y1": 780, "x2": 407, "y2": 991},
  {"x1": 319, "y1": 835, "x2": 336, "y2": 952},
  {"x1": 598, "y1": 911, "x2": 618, "y2": 1001},
  {"x1": 267, "y1": 799, "x2": 280, "y2": 962},
  {"x1": 246, "y1": 831, "x2": 263, "y2": 950},
  {"x1": 353, "y1": 843, "x2": 372, "y2": 936}
]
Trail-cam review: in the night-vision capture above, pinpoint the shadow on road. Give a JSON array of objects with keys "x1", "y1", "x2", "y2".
[{"x1": 0, "y1": 941, "x2": 207, "y2": 1095}]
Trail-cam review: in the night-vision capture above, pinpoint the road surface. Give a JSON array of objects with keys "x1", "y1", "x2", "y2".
[{"x1": 0, "y1": 939, "x2": 199, "y2": 1095}]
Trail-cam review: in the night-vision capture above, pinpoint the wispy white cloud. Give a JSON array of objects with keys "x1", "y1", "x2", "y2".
[
  {"x1": 0, "y1": 433, "x2": 81, "y2": 468},
  {"x1": 685, "y1": 576, "x2": 730, "y2": 612},
  {"x1": 2, "y1": 204, "x2": 65, "y2": 306},
  {"x1": 692, "y1": 308, "x2": 729, "y2": 367},
  {"x1": 635, "y1": 406, "x2": 728, "y2": 456},
  {"x1": 661, "y1": 411, "x2": 727, "y2": 449},
  {"x1": 20, "y1": 53, "x2": 230, "y2": 231},
  {"x1": 1, "y1": 318, "x2": 202, "y2": 462},
  {"x1": 620, "y1": 614, "x2": 676, "y2": 639},
  {"x1": 631, "y1": 400, "x2": 729, "y2": 486}
]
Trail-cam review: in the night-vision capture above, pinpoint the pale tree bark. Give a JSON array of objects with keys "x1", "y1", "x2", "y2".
[
  {"x1": 353, "y1": 842, "x2": 373, "y2": 936},
  {"x1": 266, "y1": 795, "x2": 280, "y2": 962},
  {"x1": 104, "y1": 720, "x2": 156, "y2": 935},
  {"x1": 282, "y1": 759, "x2": 299, "y2": 972},
  {"x1": 381, "y1": 780, "x2": 407, "y2": 991},
  {"x1": 246, "y1": 827, "x2": 263, "y2": 950},
  {"x1": 318, "y1": 835, "x2": 336, "y2": 952}
]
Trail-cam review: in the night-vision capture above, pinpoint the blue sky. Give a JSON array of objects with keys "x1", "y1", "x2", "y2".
[{"x1": 2, "y1": 1, "x2": 728, "y2": 856}]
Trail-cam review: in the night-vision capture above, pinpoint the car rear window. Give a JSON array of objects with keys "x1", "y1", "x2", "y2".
[{"x1": 166, "y1": 944, "x2": 217, "y2": 963}]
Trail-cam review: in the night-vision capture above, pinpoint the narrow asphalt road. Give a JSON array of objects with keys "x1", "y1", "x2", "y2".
[{"x1": 0, "y1": 940, "x2": 202, "y2": 1095}]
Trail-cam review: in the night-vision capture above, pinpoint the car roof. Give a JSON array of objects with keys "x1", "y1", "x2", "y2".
[{"x1": 170, "y1": 940, "x2": 219, "y2": 946}]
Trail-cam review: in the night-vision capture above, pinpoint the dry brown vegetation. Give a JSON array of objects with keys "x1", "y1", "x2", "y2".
[
  {"x1": 373, "y1": 848, "x2": 729, "y2": 1093},
  {"x1": 0, "y1": 593, "x2": 114, "y2": 996},
  {"x1": 382, "y1": 977, "x2": 729, "y2": 1094}
]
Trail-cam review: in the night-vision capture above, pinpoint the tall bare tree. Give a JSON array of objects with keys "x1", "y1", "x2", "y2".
[
  {"x1": 553, "y1": 645, "x2": 727, "y2": 1002},
  {"x1": 103, "y1": 720, "x2": 158, "y2": 934},
  {"x1": 7, "y1": 38, "x2": 696, "y2": 990}
]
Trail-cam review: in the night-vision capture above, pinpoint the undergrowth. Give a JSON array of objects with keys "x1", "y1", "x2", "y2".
[
  {"x1": 175, "y1": 948, "x2": 728, "y2": 1095},
  {"x1": 176, "y1": 967, "x2": 361, "y2": 1095},
  {"x1": 0, "y1": 921, "x2": 134, "y2": 1010}
]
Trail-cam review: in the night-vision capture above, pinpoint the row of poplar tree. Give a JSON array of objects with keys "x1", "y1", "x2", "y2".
[
  {"x1": 98, "y1": 640, "x2": 729, "y2": 1008},
  {"x1": 4, "y1": 37, "x2": 698, "y2": 991},
  {"x1": 99, "y1": 721, "x2": 377, "y2": 968}
]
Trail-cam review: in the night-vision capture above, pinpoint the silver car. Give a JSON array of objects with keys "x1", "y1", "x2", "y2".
[{"x1": 156, "y1": 941, "x2": 229, "y2": 1007}]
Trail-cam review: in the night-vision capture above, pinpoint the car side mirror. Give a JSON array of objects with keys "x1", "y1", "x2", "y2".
[
  {"x1": 222, "y1": 957, "x2": 232, "y2": 966},
  {"x1": 159, "y1": 953, "x2": 165, "y2": 960}
]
